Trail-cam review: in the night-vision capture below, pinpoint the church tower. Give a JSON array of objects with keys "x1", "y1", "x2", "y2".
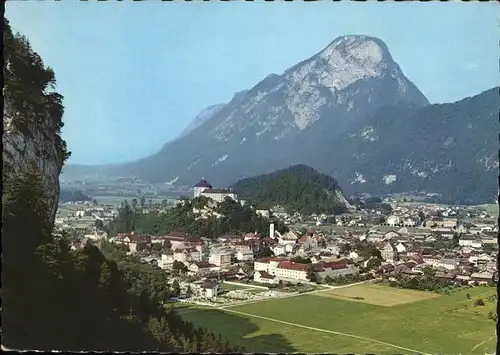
[{"x1": 193, "y1": 178, "x2": 212, "y2": 198}]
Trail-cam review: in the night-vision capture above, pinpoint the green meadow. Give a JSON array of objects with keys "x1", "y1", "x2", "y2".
[{"x1": 177, "y1": 284, "x2": 497, "y2": 354}]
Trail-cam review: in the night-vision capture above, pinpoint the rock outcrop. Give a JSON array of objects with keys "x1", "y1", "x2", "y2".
[{"x1": 3, "y1": 19, "x2": 69, "y2": 221}]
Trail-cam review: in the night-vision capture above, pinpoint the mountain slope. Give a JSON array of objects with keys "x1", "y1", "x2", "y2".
[
  {"x1": 322, "y1": 87, "x2": 499, "y2": 204},
  {"x1": 62, "y1": 35, "x2": 429, "y2": 186},
  {"x1": 231, "y1": 165, "x2": 350, "y2": 214},
  {"x1": 178, "y1": 103, "x2": 226, "y2": 138}
]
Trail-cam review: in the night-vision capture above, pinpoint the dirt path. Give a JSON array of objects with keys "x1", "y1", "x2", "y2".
[{"x1": 470, "y1": 334, "x2": 496, "y2": 352}]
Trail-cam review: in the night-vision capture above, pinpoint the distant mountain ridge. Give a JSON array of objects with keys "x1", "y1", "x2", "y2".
[
  {"x1": 178, "y1": 104, "x2": 226, "y2": 138},
  {"x1": 61, "y1": 35, "x2": 498, "y2": 204}
]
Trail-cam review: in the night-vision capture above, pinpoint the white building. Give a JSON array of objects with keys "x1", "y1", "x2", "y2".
[
  {"x1": 253, "y1": 270, "x2": 278, "y2": 284},
  {"x1": 256, "y1": 209, "x2": 271, "y2": 218},
  {"x1": 272, "y1": 244, "x2": 287, "y2": 256},
  {"x1": 395, "y1": 243, "x2": 406, "y2": 253},
  {"x1": 386, "y1": 216, "x2": 400, "y2": 227},
  {"x1": 278, "y1": 231, "x2": 299, "y2": 245},
  {"x1": 236, "y1": 249, "x2": 254, "y2": 261},
  {"x1": 193, "y1": 179, "x2": 238, "y2": 203},
  {"x1": 209, "y1": 248, "x2": 232, "y2": 267},
  {"x1": 199, "y1": 280, "x2": 219, "y2": 298},
  {"x1": 274, "y1": 261, "x2": 309, "y2": 282}
]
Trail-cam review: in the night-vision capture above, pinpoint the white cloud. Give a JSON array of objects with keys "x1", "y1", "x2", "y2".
[{"x1": 460, "y1": 62, "x2": 479, "y2": 71}]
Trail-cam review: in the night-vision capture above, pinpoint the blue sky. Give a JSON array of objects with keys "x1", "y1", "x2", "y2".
[{"x1": 6, "y1": 1, "x2": 498, "y2": 165}]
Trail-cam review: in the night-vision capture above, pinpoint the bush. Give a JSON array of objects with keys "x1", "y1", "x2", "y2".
[
  {"x1": 474, "y1": 298, "x2": 485, "y2": 306},
  {"x1": 466, "y1": 293, "x2": 471, "y2": 299}
]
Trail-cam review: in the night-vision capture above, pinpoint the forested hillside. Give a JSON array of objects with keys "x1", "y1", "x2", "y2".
[
  {"x1": 2, "y1": 19, "x2": 244, "y2": 352},
  {"x1": 231, "y1": 165, "x2": 349, "y2": 215},
  {"x1": 108, "y1": 195, "x2": 288, "y2": 238},
  {"x1": 59, "y1": 188, "x2": 92, "y2": 202}
]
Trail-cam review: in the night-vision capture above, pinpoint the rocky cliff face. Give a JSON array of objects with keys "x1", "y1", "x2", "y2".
[{"x1": 3, "y1": 20, "x2": 68, "y2": 221}]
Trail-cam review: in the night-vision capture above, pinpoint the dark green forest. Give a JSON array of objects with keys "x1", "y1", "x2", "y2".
[
  {"x1": 59, "y1": 188, "x2": 92, "y2": 203},
  {"x1": 2, "y1": 19, "x2": 244, "y2": 352},
  {"x1": 231, "y1": 164, "x2": 349, "y2": 215},
  {"x1": 108, "y1": 195, "x2": 288, "y2": 238}
]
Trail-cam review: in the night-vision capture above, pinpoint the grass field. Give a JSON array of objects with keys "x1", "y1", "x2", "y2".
[
  {"x1": 178, "y1": 284, "x2": 497, "y2": 354},
  {"x1": 475, "y1": 203, "x2": 499, "y2": 219},
  {"x1": 313, "y1": 284, "x2": 439, "y2": 306}
]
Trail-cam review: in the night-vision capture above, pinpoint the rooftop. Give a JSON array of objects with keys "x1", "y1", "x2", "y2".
[{"x1": 194, "y1": 179, "x2": 213, "y2": 188}]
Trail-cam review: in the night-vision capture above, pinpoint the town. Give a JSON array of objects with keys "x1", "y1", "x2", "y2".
[{"x1": 54, "y1": 178, "x2": 498, "y2": 310}]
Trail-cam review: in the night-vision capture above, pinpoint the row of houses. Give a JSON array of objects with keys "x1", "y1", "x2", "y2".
[{"x1": 252, "y1": 256, "x2": 358, "y2": 284}]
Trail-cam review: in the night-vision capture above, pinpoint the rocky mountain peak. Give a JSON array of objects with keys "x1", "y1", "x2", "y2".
[{"x1": 285, "y1": 35, "x2": 397, "y2": 93}]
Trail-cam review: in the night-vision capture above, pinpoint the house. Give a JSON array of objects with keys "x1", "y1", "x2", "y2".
[
  {"x1": 315, "y1": 259, "x2": 359, "y2": 280},
  {"x1": 367, "y1": 234, "x2": 384, "y2": 243},
  {"x1": 384, "y1": 231, "x2": 400, "y2": 240},
  {"x1": 454, "y1": 274, "x2": 471, "y2": 284},
  {"x1": 199, "y1": 280, "x2": 219, "y2": 298},
  {"x1": 253, "y1": 257, "x2": 287, "y2": 274},
  {"x1": 208, "y1": 248, "x2": 232, "y2": 267},
  {"x1": 470, "y1": 272, "x2": 493, "y2": 285},
  {"x1": 459, "y1": 237, "x2": 478, "y2": 247},
  {"x1": 160, "y1": 253, "x2": 175, "y2": 270},
  {"x1": 253, "y1": 270, "x2": 278, "y2": 284},
  {"x1": 395, "y1": 243, "x2": 406, "y2": 253},
  {"x1": 274, "y1": 261, "x2": 309, "y2": 282},
  {"x1": 218, "y1": 234, "x2": 242, "y2": 244},
  {"x1": 262, "y1": 236, "x2": 278, "y2": 247},
  {"x1": 236, "y1": 249, "x2": 254, "y2": 261},
  {"x1": 456, "y1": 224, "x2": 468, "y2": 234},
  {"x1": 348, "y1": 251, "x2": 359, "y2": 260},
  {"x1": 237, "y1": 266, "x2": 254, "y2": 279},
  {"x1": 438, "y1": 258, "x2": 459, "y2": 270},
  {"x1": 435, "y1": 271, "x2": 456, "y2": 282},
  {"x1": 377, "y1": 264, "x2": 395, "y2": 275},
  {"x1": 188, "y1": 261, "x2": 217, "y2": 275},
  {"x1": 278, "y1": 231, "x2": 300, "y2": 245},
  {"x1": 311, "y1": 255, "x2": 323, "y2": 264},
  {"x1": 386, "y1": 216, "x2": 401, "y2": 227},
  {"x1": 378, "y1": 242, "x2": 395, "y2": 263},
  {"x1": 117, "y1": 234, "x2": 151, "y2": 253},
  {"x1": 243, "y1": 232, "x2": 261, "y2": 241},
  {"x1": 284, "y1": 243, "x2": 295, "y2": 254},
  {"x1": 481, "y1": 234, "x2": 497, "y2": 244},
  {"x1": 163, "y1": 231, "x2": 201, "y2": 250},
  {"x1": 272, "y1": 244, "x2": 287, "y2": 256},
  {"x1": 174, "y1": 248, "x2": 202, "y2": 263},
  {"x1": 435, "y1": 218, "x2": 457, "y2": 228},
  {"x1": 255, "y1": 209, "x2": 271, "y2": 218},
  {"x1": 403, "y1": 218, "x2": 417, "y2": 227}
]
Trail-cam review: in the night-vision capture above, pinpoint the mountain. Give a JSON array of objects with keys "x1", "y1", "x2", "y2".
[
  {"x1": 320, "y1": 87, "x2": 499, "y2": 204},
  {"x1": 178, "y1": 104, "x2": 226, "y2": 138},
  {"x1": 62, "y1": 35, "x2": 429, "y2": 182},
  {"x1": 231, "y1": 165, "x2": 350, "y2": 214}
]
